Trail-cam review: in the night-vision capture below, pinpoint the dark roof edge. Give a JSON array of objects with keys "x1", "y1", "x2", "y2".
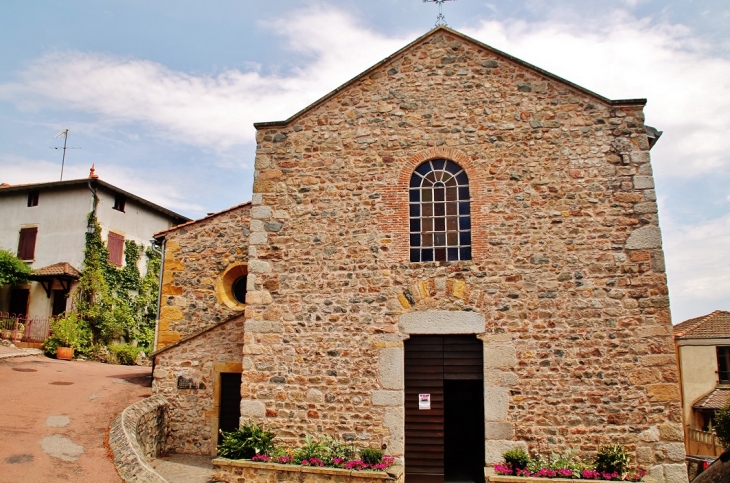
[
  {"x1": 151, "y1": 314, "x2": 244, "y2": 357},
  {"x1": 154, "y1": 200, "x2": 252, "y2": 239},
  {"x1": 253, "y1": 26, "x2": 646, "y2": 129},
  {"x1": 0, "y1": 178, "x2": 190, "y2": 223}
]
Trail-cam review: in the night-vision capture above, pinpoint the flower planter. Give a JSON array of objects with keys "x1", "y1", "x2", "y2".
[
  {"x1": 212, "y1": 458, "x2": 403, "y2": 483},
  {"x1": 488, "y1": 476, "x2": 647, "y2": 483},
  {"x1": 56, "y1": 346, "x2": 74, "y2": 360},
  {"x1": 0, "y1": 329, "x2": 10, "y2": 340}
]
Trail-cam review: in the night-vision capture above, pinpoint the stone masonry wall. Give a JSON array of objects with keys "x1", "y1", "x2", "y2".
[
  {"x1": 241, "y1": 28, "x2": 684, "y2": 481},
  {"x1": 153, "y1": 316, "x2": 245, "y2": 455},
  {"x1": 157, "y1": 203, "x2": 250, "y2": 349}
]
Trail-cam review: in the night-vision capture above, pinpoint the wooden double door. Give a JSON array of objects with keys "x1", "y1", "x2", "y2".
[{"x1": 405, "y1": 335, "x2": 484, "y2": 483}]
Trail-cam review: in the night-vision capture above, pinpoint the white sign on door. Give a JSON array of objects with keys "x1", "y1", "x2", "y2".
[{"x1": 418, "y1": 393, "x2": 431, "y2": 410}]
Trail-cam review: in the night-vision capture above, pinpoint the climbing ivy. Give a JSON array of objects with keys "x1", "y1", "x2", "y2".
[{"x1": 72, "y1": 211, "x2": 160, "y2": 353}]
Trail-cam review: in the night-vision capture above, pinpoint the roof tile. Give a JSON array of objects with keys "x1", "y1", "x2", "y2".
[{"x1": 674, "y1": 310, "x2": 730, "y2": 339}]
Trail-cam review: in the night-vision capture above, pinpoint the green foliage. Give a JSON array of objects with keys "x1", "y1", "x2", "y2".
[
  {"x1": 46, "y1": 313, "x2": 89, "y2": 349},
  {"x1": 0, "y1": 249, "x2": 31, "y2": 287},
  {"x1": 528, "y1": 448, "x2": 588, "y2": 473},
  {"x1": 72, "y1": 211, "x2": 161, "y2": 355},
  {"x1": 594, "y1": 444, "x2": 631, "y2": 475},
  {"x1": 293, "y1": 435, "x2": 331, "y2": 463},
  {"x1": 323, "y1": 436, "x2": 357, "y2": 461},
  {"x1": 504, "y1": 447, "x2": 530, "y2": 470},
  {"x1": 359, "y1": 448, "x2": 384, "y2": 465},
  {"x1": 108, "y1": 343, "x2": 142, "y2": 365},
  {"x1": 714, "y1": 402, "x2": 730, "y2": 448},
  {"x1": 218, "y1": 421, "x2": 276, "y2": 459}
]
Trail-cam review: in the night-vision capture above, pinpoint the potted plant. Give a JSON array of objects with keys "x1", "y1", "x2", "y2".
[
  {"x1": 10, "y1": 322, "x2": 24, "y2": 342},
  {"x1": 49, "y1": 313, "x2": 83, "y2": 360}
]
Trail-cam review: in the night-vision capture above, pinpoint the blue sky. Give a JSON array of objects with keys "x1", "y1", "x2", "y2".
[{"x1": 1, "y1": 0, "x2": 729, "y2": 323}]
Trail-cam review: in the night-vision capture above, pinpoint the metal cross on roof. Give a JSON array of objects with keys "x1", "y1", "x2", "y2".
[{"x1": 423, "y1": 0, "x2": 456, "y2": 27}]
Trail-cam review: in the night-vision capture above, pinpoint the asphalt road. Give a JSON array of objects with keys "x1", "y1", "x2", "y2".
[{"x1": 0, "y1": 355, "x2": 152, "y2": 483}]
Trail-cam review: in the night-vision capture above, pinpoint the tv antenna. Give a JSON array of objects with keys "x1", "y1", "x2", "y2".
[
  {"x1": 423, "y1": 0, "x2": 456, "y2": 27},
  {"x1": 51, "y1": 129, "x2": 80, "y2": 181}
]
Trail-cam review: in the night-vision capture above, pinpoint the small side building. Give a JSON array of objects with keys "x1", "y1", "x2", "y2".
[
  {"x1": 151, "y1": 202, "x2": 251, "y2": 455},
  {"x1": 674, "y1": 310, "x2": 730, "y2": 457}
]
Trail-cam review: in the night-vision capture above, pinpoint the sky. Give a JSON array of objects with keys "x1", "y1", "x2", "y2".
[{"x1": 0, "y1": 0, "x2": 728, "y2": 324}]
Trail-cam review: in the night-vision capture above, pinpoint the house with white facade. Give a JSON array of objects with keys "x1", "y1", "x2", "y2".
[{"x1": 0, "y1": 166, "x2": 188, "y2": 344}]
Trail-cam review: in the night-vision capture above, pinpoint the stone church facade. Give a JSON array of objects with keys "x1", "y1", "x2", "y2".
[{"x1": 152, "y1": 27, "x2": 686, "y2": 483}]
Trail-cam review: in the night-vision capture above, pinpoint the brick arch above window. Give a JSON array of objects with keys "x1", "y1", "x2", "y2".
[{"x1": 380, "y1": 147, "x2": 489, "y2": 263}]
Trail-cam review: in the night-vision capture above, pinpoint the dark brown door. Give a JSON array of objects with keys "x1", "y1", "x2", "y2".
[
  {"x1": 218, "y1": 372, "x2": 242, "y2": 443},
  {"x1": 52, "y1": 290, "x2": 68, "y2": 316},
  {"x1": 405, "y1": 335, "x2": 484, "y2": 483},
  {"x1": 9, "y1": 289, "x2": 29, "y2": 317}
]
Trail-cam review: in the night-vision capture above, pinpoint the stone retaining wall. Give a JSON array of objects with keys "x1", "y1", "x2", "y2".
[
  {"x1": 109, "y1": 394, "x2": 169, "y2": 483},
  {"x1": 212, "y1": 458, "x2": 404, "y2": 483}
]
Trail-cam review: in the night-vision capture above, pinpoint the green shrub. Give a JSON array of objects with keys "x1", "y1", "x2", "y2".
[
  {"x1": 360, "y1": 448, "x2": 383, "y2": 465},
  {"x1": 594, "y1": 444, "x2": 631, "y2": 475},
  {"x1": 0, "y1": 249, "x2": 31, "y2": 286},
  {"x1": 714, "y1": 402, "x2": 730, "y2": 448},
  {"x1": 504, "y1": 447, "x2": 530, "y2": 470},
  {"x1": 218, "y1": 421, "x2": 275, "y2": 459},
  {"x1": 293, "y1": 435, "x2": 330, "y2": 463},
  {"x1": 321, "y1": 436, "x2": 356, "y2": 461},
  {"x1": 44, "y1": 313, "x2": 90, "y2": 356},
  {"x1": 108, "y1": 343, "x2": 141, "y2": 365}
]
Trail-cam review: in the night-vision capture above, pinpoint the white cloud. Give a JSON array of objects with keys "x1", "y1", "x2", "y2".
[
  {"x1": 662, "y1": 212, "x2": 730, "y2": 321},
  {"x1": 0, "y1": 7, "x2": 412, "y2": 152},
  {"x1": 0, "y1": 153, "x2": 203, "y2": 215}
]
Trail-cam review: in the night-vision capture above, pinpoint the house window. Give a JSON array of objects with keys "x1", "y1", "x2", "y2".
[
  {"x1": 113, "y1": 194, "x2": 126, "y2": 212},
  {"x1": 718, "y1": 346, "x2": 730, "y2": 383},
  {"x1": 27, "y1": 190, "x2": 39, "y2": 207},
  {"x1": 409, "y1": 159, "x2": 471, "y2": 262},
  {"x1": 232, "y1": 276, "x2": 247, "y2": 304},
  {"x1": 108, "y1": 232, "x2": 125, "y2": 267},
  {"x1": 17, "y1": 227, "x2": 38, "y2": 260}
]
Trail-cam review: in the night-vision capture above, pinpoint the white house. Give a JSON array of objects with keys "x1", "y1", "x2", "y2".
[{"x1": 0, "y1": 166, "x2": 188, "y2": 341}]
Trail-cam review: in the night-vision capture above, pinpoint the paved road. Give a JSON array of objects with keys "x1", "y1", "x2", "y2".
[{"x1": 0, "y1": 355, "x2": 152, "y2": 483}]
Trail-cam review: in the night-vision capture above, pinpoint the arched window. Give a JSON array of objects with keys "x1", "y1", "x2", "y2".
[{"x1": 409, "y1": 159, "x2": 471, "y2": 262}]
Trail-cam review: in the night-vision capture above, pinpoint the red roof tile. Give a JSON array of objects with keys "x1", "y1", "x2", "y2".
[
  {"x1": 674, "y1": 310, "x2": 730, "y2": 339},
  {"x1": 31, "y1": 262, "x2": 81, "y2": 278},
  {"x1": 693, "y1": 388, "x2": 730, "y2": 410}
]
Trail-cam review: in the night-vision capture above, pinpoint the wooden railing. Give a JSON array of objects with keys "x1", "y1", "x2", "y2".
[{"x1": 688, "y1": 426, "x2": 723, "y2": 457}]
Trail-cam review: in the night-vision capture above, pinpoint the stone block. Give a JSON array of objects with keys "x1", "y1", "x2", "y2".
[
  {"x1": 251, "y1": 206, "x2": 272, "y2": 219},
  {"x1": 639, "y1": 426, "x2": 660, "y2": 442},
  {"x1": 484, "y1": 345, "x2": 517, "y2": 369},
  {"x1": 248, "y1": 260, "x2": 271, "y2": 273},
  {"x1": 383, "y1": 407, "x2": 404, "y2": 456},
  {"x1": 249, "y1": 232, "x2": 268, "y2": 245},
  {"x1": 483, "y1": 422, "x2": 515, "y2": 440},
  {"x1": 372, "y1": 390, "x2": 403, "y2": 407},
  {"x1": 650, "y1": 463, "x2": 689, "y2": 483},
  {"x1": 647, "y1": 383, "x2": 680, "y2": 402},
  {"x1": 484, "y1": 386, "x2": 510, "y2": 422},
  {"x1": 306, "y1": 389, "x2": 324, "y2": 403},
  {"x1": 625, "y1": 225, "x2": 662, "y2": 249},
  {"x1": 240, "y1": 399, "x2": 266, "y2": 418},
  {"x1": 485, "y1": 440, "x2": 527, "y2": 465},
  {"x1": 245, "y1": 291, "x2": 273, "y2": 305},
  {"x1": 660, "y1": 442, "x2": 687, "y2": 462},
  {"x1": 245, "y1": 320, "x2": 284, "y2": 333},
  {"x1": 379, "y1": 347, "x2": 404, "y2": 390},
  {"x1": 399, "y1": 310, "x2": 485, "y2": 334},
  {"x1": 634, "y1": 176, "x2": 655, "y2": 189},
  {"x1": 658, "y1": 423, "x2": 685, "y2": 442}
]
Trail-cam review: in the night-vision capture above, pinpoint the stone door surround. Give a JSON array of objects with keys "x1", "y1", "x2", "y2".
[{"x1": 374, "y1": 310, "x2": 523, "y2": 464}]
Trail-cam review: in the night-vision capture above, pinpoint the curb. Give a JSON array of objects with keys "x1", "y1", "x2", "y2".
[{"x1": 0, "y1": 349, "x2": 44, "y2": 360}]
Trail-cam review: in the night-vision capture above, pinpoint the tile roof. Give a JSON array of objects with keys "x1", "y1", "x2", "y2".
[
  {"x1": 674, "y1": 310, "x2": 730, "y2": 339},
  {"x1": 31, "y1": 262, "x2": 81, "y2": 278},
  {"x1": 154, "y1": 201, "x2": 251, "y2": 238},
  {"x1": 693, "y1": 388, "x2": 730, "y2": 410}
]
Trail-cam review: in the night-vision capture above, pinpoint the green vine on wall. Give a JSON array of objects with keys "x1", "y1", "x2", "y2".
[{"x1": 72, "y1": 211, "x2": 160, "y2": 352}]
